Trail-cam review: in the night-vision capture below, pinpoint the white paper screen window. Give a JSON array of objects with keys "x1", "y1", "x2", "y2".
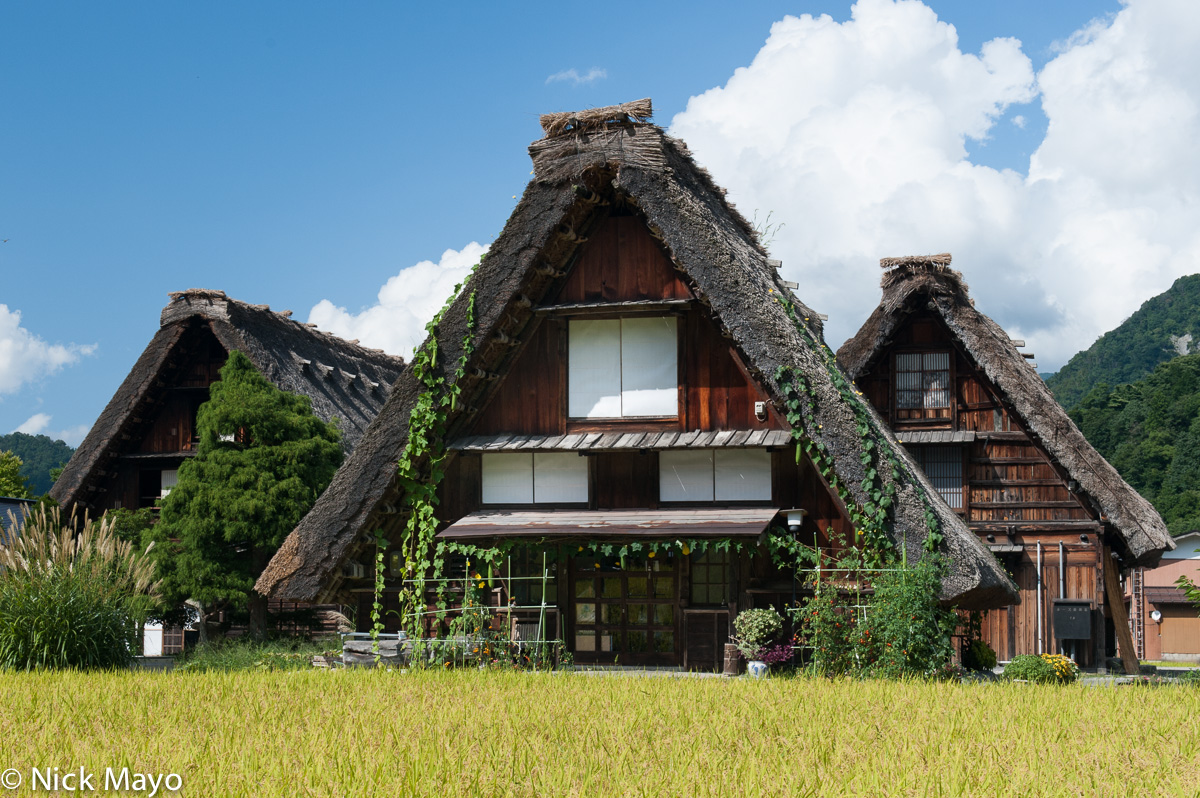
[
  {"x1": 568, "y1": 317, "x2": 678, "y2": 418},
  {"x1": 481, "y1": 453, "x2": 534, "y2": 504},
  {"x1": 659, "y1": 450, "x2": 715, "y2": 502},
  {"x1": 714, "y1": 449, "x2": 772, "y2": 501},
  {"x1": 620, "y1": 316, "x2": 678, "y2": 416},
  {"x1": 160, "y1": 469, "x2": 179, "y2": 498},
  {"x1": 532, "y1": 452, "x2": 589, "y2": 503},
  {"x1": 568, "y1": 319, "x2": 622, "y2": 418}
]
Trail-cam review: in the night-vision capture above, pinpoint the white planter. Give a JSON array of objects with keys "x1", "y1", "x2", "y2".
[{"x1": 747, "y1": 660, "x2": 768, "y2": 678}]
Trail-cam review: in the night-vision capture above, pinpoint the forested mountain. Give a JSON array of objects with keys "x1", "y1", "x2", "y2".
[
  {"x1": 1047, "y1": 274, "x2": 1200, "y2": 409},
  {"x1": 0, "y1": 433, "x2": 75, "y2": 496},
  {"x1": 1069, "y1": 354, "x2": 1200, "y2": 537}
]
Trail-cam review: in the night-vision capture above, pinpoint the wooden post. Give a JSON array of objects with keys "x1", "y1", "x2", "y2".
[
  {"x1": 722, "y1": 643, "x2": 741, "y2": 677},
  {"x1": 1102, "y1": 546, "x2": 1140, "y2": 675}
]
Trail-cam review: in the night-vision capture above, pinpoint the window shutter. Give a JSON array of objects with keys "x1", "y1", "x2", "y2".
[
  {"x1": 568, "y1": 319, "x2": 622, "y2": 418},
  {"x1": 533, "y1": 452, "x2": 589, "y2": 503},
  {"x1": 481, "y1": 453, "x2": 534, "y2": 504},
  {"x1": 714, "y1": 449, "x2": 772, "y2": 501},
  {"x1": 659, "y1": 450, "x2": 715, "y2": 502},
  {"x1": 620, "y1": 317, "x2": 677, "y2": 416}
]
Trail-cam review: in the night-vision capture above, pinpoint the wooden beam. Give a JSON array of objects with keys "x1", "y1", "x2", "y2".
[
  {"x1": 968, "y1": 501, "x2": 1082, "y2": 510},
  {"x1": 1102, "y1": 545, "x2": 1139, "y2": 675}
]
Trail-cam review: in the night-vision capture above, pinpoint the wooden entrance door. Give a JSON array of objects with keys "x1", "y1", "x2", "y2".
[{"x1": 571, "y1": 556, "x2": 679, "y2": 666}]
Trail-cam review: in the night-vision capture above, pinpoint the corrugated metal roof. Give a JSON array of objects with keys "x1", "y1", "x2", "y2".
[
  {"x1": 448, "y1": 430, "x2": 793, "y2": 452},
  {"x1": 437, "y1": 507, "x2": 781, "y2": 540},
  {"x1": 895, "y1": 431, "x2": 976, "y2": 444}
]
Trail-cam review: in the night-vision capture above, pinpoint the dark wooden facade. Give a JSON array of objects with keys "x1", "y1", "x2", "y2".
[
  {"x1": 360, "y1": 215, "x2": 854, "y2": 670},
  {"x1": 856, "y1": 312, "x2": 1108, "y2": 664},
  {"x1": 99, "y1": 324, "x2": 227, "y2": 513}
]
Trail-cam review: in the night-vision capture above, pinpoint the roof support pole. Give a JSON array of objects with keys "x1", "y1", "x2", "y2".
[
  {"x1": 1059, "y1": 541, "x2": 1066, "y2": 656},
  {"x1": 1103, "y1": 546, "x2": 1140, "y2": 675},
  {"x1": 1036, "y1": 541, "x2": 1043, "y2": 656}
]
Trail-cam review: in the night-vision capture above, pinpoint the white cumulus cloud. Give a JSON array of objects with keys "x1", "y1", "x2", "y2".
[
  {"x1": 54, "y1": 424, "x2": 91, "y2": 447},
  {"x1": 545, "y1": 67, "x2": 607, "y2": 86},
  {"x1": 669, "y1": 0, "x2": 1200, "y2": 370},
  {"x1": 308, "y1": 243, "x2": 488, "y2": 358},
  {"x1": 13, "y1": 413, "x2": 51, "y2": 435},
  {"x1": 10, "y1": 414, "x2": 90, "y2": 446},
  {"x1": 0, "y1": 305, "x2": 96, "y2": 395}
]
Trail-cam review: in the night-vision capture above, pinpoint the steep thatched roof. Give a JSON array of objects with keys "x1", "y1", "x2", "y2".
[
  {"x1": 52, "y1": 290, "x2": 405, "y2": 513},
  {"x1": 838, "y1": 256, "x2": 1175, "y2": 568},
  {"x1": 256, "y1": 101, "x2": 1016, "y2": 609}
]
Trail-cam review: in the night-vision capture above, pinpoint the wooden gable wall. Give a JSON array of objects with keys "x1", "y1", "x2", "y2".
[
  {"x1": 857, "y1": 311, "x2": 1092, "y2": 525},
  {"x1": 856, "y1": 310, "x2": 1111, "y2": 663},
  {"x1": 440, "y1": 212, "x2": 853, "y2": 548},
  {"x1": 469, "y1": 215, "x2": 778, "y2": 437},
  {"x1": 100, "y1": 324, "x2": 228, "y2": 511}
]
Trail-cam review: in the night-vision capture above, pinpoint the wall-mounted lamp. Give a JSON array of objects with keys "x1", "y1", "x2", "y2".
[
  {"x1": 1150, "y1": 609, "x2": 1163, "y2": 624},
  {"x1": 782, "y1": 508, "x2": 808, "y2": 535},
  {"x1": 1079, "y1": 533, "x2": 1089, "y2": 543},
  {"x1": 754, "y1": 401, "x2": 768, "y2": 423},
  {"x1": 985, "y1": 534, "x2": 996, "y2": 543}
]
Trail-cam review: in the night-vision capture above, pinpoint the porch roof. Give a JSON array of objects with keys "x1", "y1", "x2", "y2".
[{"x1": 436, "y1": 507, "x2": 781, "y2": 540}]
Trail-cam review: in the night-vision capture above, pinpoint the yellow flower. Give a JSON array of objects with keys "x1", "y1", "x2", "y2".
[
  {"x1": 648, "y1": 551, "x2": 655, "y2": 558},
  {"x1": 477, "y1": 581, "x2": 486, "y2": 589}
]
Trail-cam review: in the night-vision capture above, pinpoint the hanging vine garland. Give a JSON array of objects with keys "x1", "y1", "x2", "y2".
[{"x1": 769, "y1": 290, "x2": 944, "y2": 561}]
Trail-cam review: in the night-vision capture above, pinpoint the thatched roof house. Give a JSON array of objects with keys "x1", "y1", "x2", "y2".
[
  {"x1": 52, "y1": 289, "x2": 405, "y2": 515},
  {"x1": 838, "y1": 256, "x2": 1173, "y2": 569},
  {"x1": 256, "y1": 100, "x2": 1016, "y2": 612}
]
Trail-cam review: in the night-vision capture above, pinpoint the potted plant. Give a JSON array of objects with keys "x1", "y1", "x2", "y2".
[{"x1": 733, "y1": 607, "x2": 788, "y2": 677}]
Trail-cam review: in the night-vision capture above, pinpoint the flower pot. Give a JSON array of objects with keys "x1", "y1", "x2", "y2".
[{"x1": 747, "y1": 660, "x2": 768, "y2": 679}]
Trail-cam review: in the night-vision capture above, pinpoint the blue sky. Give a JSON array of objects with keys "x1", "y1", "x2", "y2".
[{"x1": 7, "y1": 0, "x2": 1198, "y2": 448}]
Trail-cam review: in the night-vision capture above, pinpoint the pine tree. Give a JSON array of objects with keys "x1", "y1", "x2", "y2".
[{"x1": 152, "y1": 351, "x2": 343, "y2": 639}]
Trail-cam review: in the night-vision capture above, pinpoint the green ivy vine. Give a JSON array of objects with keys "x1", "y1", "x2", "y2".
[
  {"x1": 770, "y1": 290, "x2": 944, "y2": 561},
  {"x1": 370, "y1": 282, "x2": 479, "y2": 641},
  {"x1": 438, "y1": 536, "x2": 749, "y2": 578}
]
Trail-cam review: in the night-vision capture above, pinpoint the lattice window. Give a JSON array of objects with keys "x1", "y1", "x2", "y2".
[
  {"x1": 907, "y1": 445, "x2": 964, "y2": 510},
  {"x1": 689, "y1": 550, "x2": 731, "y2": 606},
  {"x1": 896, "y1": 352, "x2": 951, "y2": 410}
]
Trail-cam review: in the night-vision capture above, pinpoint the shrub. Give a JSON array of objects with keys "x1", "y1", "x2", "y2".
[
  {"x1": 0, "y1": 505, "x2": 159, "y2": 670},
  {"x1": 858, "y1": 555, "x2": 958, "y2": 679},
  {"x1": 790, "y1": 555, "x2": 957, "y2": 679},
  {"x1": 733, "y1": 607, "x2": 784, "y2": 660},
  {"x1": 1004, "y1": 653, "x2": 1080, "y2": 684},
  {"x1": 1004, "y1": 655, "x2": 1054, "y2": 682},
  {"x1": 1040, "y1": 653, "x2": 1081, "y2": 683},
  {"x1": 793, "y1": 586, "x2": 859, "y2": 675},
  {"x1": 963, "y1": 639, "x2": 998, "y2": 671}
]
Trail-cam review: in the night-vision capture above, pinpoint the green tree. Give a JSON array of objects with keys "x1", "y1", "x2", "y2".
[
  {"x1": 152, "y1": 351, "x2": 343, "y2": 640},
  {"x1": 0, "y1": 451, "x2": 32, "y2": 498},
  {"x1": 0, "y1": 433, "x2": 75, "y2": 495}
]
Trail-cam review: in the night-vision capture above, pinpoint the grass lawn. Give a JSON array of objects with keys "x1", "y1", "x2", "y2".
[{"x1": 0, "y1": 669, "x2": 1197, "y2": 796}]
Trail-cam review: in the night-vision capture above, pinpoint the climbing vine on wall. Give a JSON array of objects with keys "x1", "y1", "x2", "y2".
[
  {"x1": 769, "y1": 290, "x2": 943, "y2": 562},
  {"x1": 370, "y1": 280, "x2": 478, "y2": 642}
]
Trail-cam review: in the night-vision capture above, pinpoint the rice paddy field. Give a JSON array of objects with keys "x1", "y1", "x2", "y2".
[{"x1": 1, "y1": 669, "x2": 1198, "y2": 797}]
